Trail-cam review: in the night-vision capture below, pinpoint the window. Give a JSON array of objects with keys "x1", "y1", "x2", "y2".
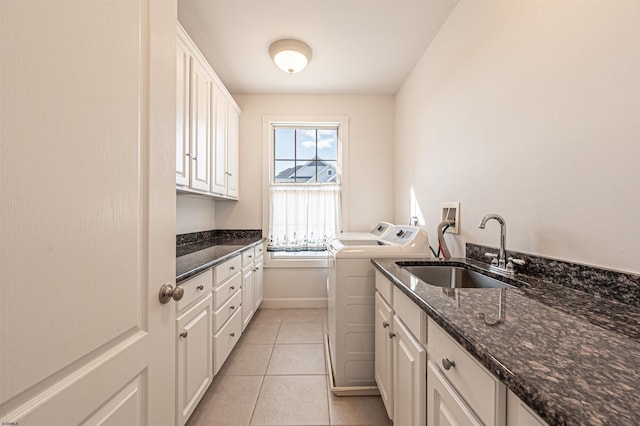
[
  {"x1": 265, "y1": 118, "x2": 347, "y2": 255},
  {"x1": 273, "y1": 127, "x2": 339, "y2": 183}
]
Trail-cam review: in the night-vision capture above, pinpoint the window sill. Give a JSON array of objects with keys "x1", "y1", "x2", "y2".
[{"x1": 265, "y1": 251, "x2": 332, "y2": 268}]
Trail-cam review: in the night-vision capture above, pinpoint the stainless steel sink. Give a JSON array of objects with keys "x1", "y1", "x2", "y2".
[{"x1": 397, "y1": 263, "x2": 515, "y2": 289}]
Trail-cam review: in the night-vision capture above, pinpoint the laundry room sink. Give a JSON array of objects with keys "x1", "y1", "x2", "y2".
[{"x1": 396, "y1": 262, "x2": 516, "y2": 289}]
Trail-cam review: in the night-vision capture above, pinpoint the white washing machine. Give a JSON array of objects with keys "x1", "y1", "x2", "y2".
[
  {"x1": 331, "y1": 221, "x2": 394, "y2": 241},
  {"x1": 325, "y1": 225, "x2": 430, "y2": 395}
]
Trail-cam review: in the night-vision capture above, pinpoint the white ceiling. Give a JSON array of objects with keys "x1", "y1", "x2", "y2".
[{"x1": 178, "y1": 0, "x2": 459, "y2": 95}]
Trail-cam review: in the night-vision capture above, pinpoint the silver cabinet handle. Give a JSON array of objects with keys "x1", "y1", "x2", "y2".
[
  {"x1": 442, "y1": 358, "x2": 455, "y2": 370},
  {"x1": 382, "y1": 321, "x2": 390, "y2": 328},
  {"x1": 180, "y1": 331, "x2": 188, "y2": 338},
  {"x1": 196, "y1": 284, "x2": 204, "y2": 290},
  {"x1": 389, "y1": 332, "x2": 396, "y2": 339},
  {"x1": 159, "y1": 283, "x2": 184, "y2": 304}
]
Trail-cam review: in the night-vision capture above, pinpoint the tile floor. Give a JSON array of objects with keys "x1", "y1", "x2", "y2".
[{"x1": 186, "y1": 308, "x2": 393, "y2": 426}]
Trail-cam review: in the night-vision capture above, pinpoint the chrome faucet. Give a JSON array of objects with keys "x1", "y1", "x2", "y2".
[
  {"x1": 437, "y1": 220, "x2": 455, "y2": 259},
  {"x1": 478, "y1": 213, "x2": 508, "y2": 269}
]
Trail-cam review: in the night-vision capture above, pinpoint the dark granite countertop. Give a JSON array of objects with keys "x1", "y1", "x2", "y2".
[
  {"x1": 176, "y1": 236, "x2": 264, "y2": 283},
  {"x1": 372, "y1": 257, "x2": 640, "y2": 426}
]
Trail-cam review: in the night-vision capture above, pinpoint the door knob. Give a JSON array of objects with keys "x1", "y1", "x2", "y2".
[{"x1": 159, "y1": 283, "x2": 184, "y2": 304}]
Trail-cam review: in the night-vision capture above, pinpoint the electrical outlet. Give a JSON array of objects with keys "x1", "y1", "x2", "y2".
[{"x1": 440, "y1": 202, "x2": 460, "y2": 234}]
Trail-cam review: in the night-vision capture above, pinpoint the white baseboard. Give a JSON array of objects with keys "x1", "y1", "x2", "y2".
[{"x1": 261, "y1": 297, "x2": 328, "y2": 309}]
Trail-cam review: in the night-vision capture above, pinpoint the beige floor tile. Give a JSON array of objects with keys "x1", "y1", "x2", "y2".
[
  {"x1": 186, "y1": 375, "x2": 263, "y2": 426},
  {"x1": 282, "y1": 308, "x2": 326, "y2": 323},
  {"x1": 251, "y1": 375, "x2": 330, "y2": 425},
  {"x1": 276, "y1": 322, "x2": 324, "y2": 344},
  {"x1": 328, "y1": 385, "x2": 392, "y2": 426},
  {"x1": 253, "y1": 308, "x2": 286, "y2": 323},
  {"x1": 266, "y1": 344, "x2": 326, "y2": 375},
  {"x1": 219, "y1": 343, "x2": 273, "y2": 376},
  {"x1": 242, "y1": 321, "x2": 281, "y2": 344}
]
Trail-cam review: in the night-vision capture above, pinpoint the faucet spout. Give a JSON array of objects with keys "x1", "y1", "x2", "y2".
[{"x1": 478, "y1": 214, "x2": 507, "y2": 268}]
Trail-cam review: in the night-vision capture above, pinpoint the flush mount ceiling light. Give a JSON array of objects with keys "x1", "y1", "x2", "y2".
[{"x1": 269, "y1": 39, "x2": 312, "y2": 74}]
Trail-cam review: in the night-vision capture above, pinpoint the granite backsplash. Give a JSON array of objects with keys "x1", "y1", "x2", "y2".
[
  {"x1": 466, "y1": 243, "x2": 640, "y2": 308},
  {"x1": 177, "y1": 229, "x2": 262, "y2": 247}
]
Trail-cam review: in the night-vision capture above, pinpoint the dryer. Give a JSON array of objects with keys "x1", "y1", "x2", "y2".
[{"x1": 326, "y1": 225, "x2": 430, "y2": 395}]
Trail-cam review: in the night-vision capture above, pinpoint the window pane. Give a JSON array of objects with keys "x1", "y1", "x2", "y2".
[
  {"x1": 317, "y1": 129, "x2": 338, "y2": 160},
  {"x1": 274, "y1": 160, "x2": 295, "y2": 183},
  {"x1": 295, "y1": 160, "x2": 316, "y2": 183},
  {"x1": 274, "y1": 128, "x2": 295, "y2": 159},
  {"x1": 296, "y1": 129, "x2": 317, "y2": 160},
  {"x1": 318, "y1": 160, "x2": 338, "y2": 183}
]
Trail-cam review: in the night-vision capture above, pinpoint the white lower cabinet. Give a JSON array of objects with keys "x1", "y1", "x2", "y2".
[
  {"x1": 241, "y1": 244, "x2": 264, "y2": 330},
  {"x1": 213, "y1": 255, "x2": 243, "y2": 375},
  {"x1": 427, "y1": 318, "x2": 506, "y2": 426},
  {"x1": 506, "y1": 391, "x2": 548, "y2": 426},
  {"x1": 176, "y1": 292, "x2": 213, "y2": 426},
  {"x1": 242, "y1": 262, "x2": 255, "y2": 330},
  {"x1": 374, "y1": 272, "x2": 426, "y2": 426},
  {"x1": 393, "y1": 315, "x2": 427, "y2": 426},
  {"x1": 375, "y1": 292, "x2": 394, "y2": 419},
  {"x1": 427, "y1": 360, "x2": 482, "y2": 426},
  {"x1": 254, "y1": 256, "x2": 264, "y2": 310},
  {"x1": 213, "y1": 307, "x2": 243, "y2": 373}
]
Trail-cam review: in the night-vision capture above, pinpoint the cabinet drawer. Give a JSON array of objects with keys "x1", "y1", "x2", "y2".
[
  {"x1": 213, "y1": 288, "x2": 242, "y2": 332},
  {"x1": 375, "y1": 271, "x2": 393, "y2": 305},
  {"x1": 393, "y1": 286, "x2": 426, "y2": 345},
  {"x1": 214, "y1": 255, "x2": 241, "y2": 286},
  {"x1": 213, "y1": 308, "x2": 242, "y2": 374},
  {"x1": 428, "y1": 318, "x2": 505, "y2": 426},
  {"x1": 177, "y1": 269, "x2": 213, "y2": 312},
  {"x1": 254, "y1": 243, "x2": 264, "y2": 260},
  {"x1": 242, "y1": 247, "x2": 255, "y2": 267},
  {"x1": 213, "y1": 272, "x2": 241, "y2": 310}
]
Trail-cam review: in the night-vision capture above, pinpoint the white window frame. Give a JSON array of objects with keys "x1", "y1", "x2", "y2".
[{"x1": 262, "y1": 115, "x2": 349, "y2": 267}]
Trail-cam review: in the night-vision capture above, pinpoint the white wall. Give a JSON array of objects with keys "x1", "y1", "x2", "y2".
[
  {"x1": 176, "y1": 194, "x2": 216, "y2": 234},
  {"x1": 395, "y1": 1, "x2": 640, "y2": 273},
  {"x1": 216, "y1": 94, "x2": 396, "y2": 233}
]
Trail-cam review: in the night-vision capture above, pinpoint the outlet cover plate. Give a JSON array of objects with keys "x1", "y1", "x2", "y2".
[{"x1": 440, "y1": 202, "x2": 460, "y2": 234}]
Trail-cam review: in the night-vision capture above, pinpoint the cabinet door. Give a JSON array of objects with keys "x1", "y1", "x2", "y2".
[
  {"x1": 226, "y1": 106, "x2": 239, "y2": 198},
  {"x1": 393, "y1": 316, "x2": 426, "y2": 426},
  {"x1": 190, "y1": 58, "x2": 212, "y2": 191},
  {"x1": 254, "y1": 258, "x2": 264, "y2": 311},
  {"x1": 427, "y1": 361, "x2": 482, "y2": 426},
  {"x1": 176, "y1": 38, "x2": 191, "y2": 186},
  {"x1": 242, "y1": 265, "x2": 255, "y2": 330},
  {"x1": 211, "y1": 84, "x2": 228, "y2": 195},
  {"x1": 177, "y1": 294, "x2": 213, "y2": 426},
  {"x1": 375, "y1": 292, "x2": 394, "y2": 420}
]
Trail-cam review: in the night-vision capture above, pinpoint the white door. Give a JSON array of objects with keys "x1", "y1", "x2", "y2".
[{"x1": 0, "y1": 1, "x2": 177, "y2": 425}]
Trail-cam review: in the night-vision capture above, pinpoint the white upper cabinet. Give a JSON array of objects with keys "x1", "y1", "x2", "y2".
[
  {"x1": 176, "y1": 37, "x2": 191, "y2": 186},
  {"x1": 176, "y1": 23, "x2": 240, "y2": 200},
  {"x1": 226, "y1": 106, "x2": 239, "y2": 198},
  {"x1": 189, "y1": 58, "x2": 212, "y2": 192},
  {"x1": 211, "y1": 84, "x2": 228, "y2": 195}
]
